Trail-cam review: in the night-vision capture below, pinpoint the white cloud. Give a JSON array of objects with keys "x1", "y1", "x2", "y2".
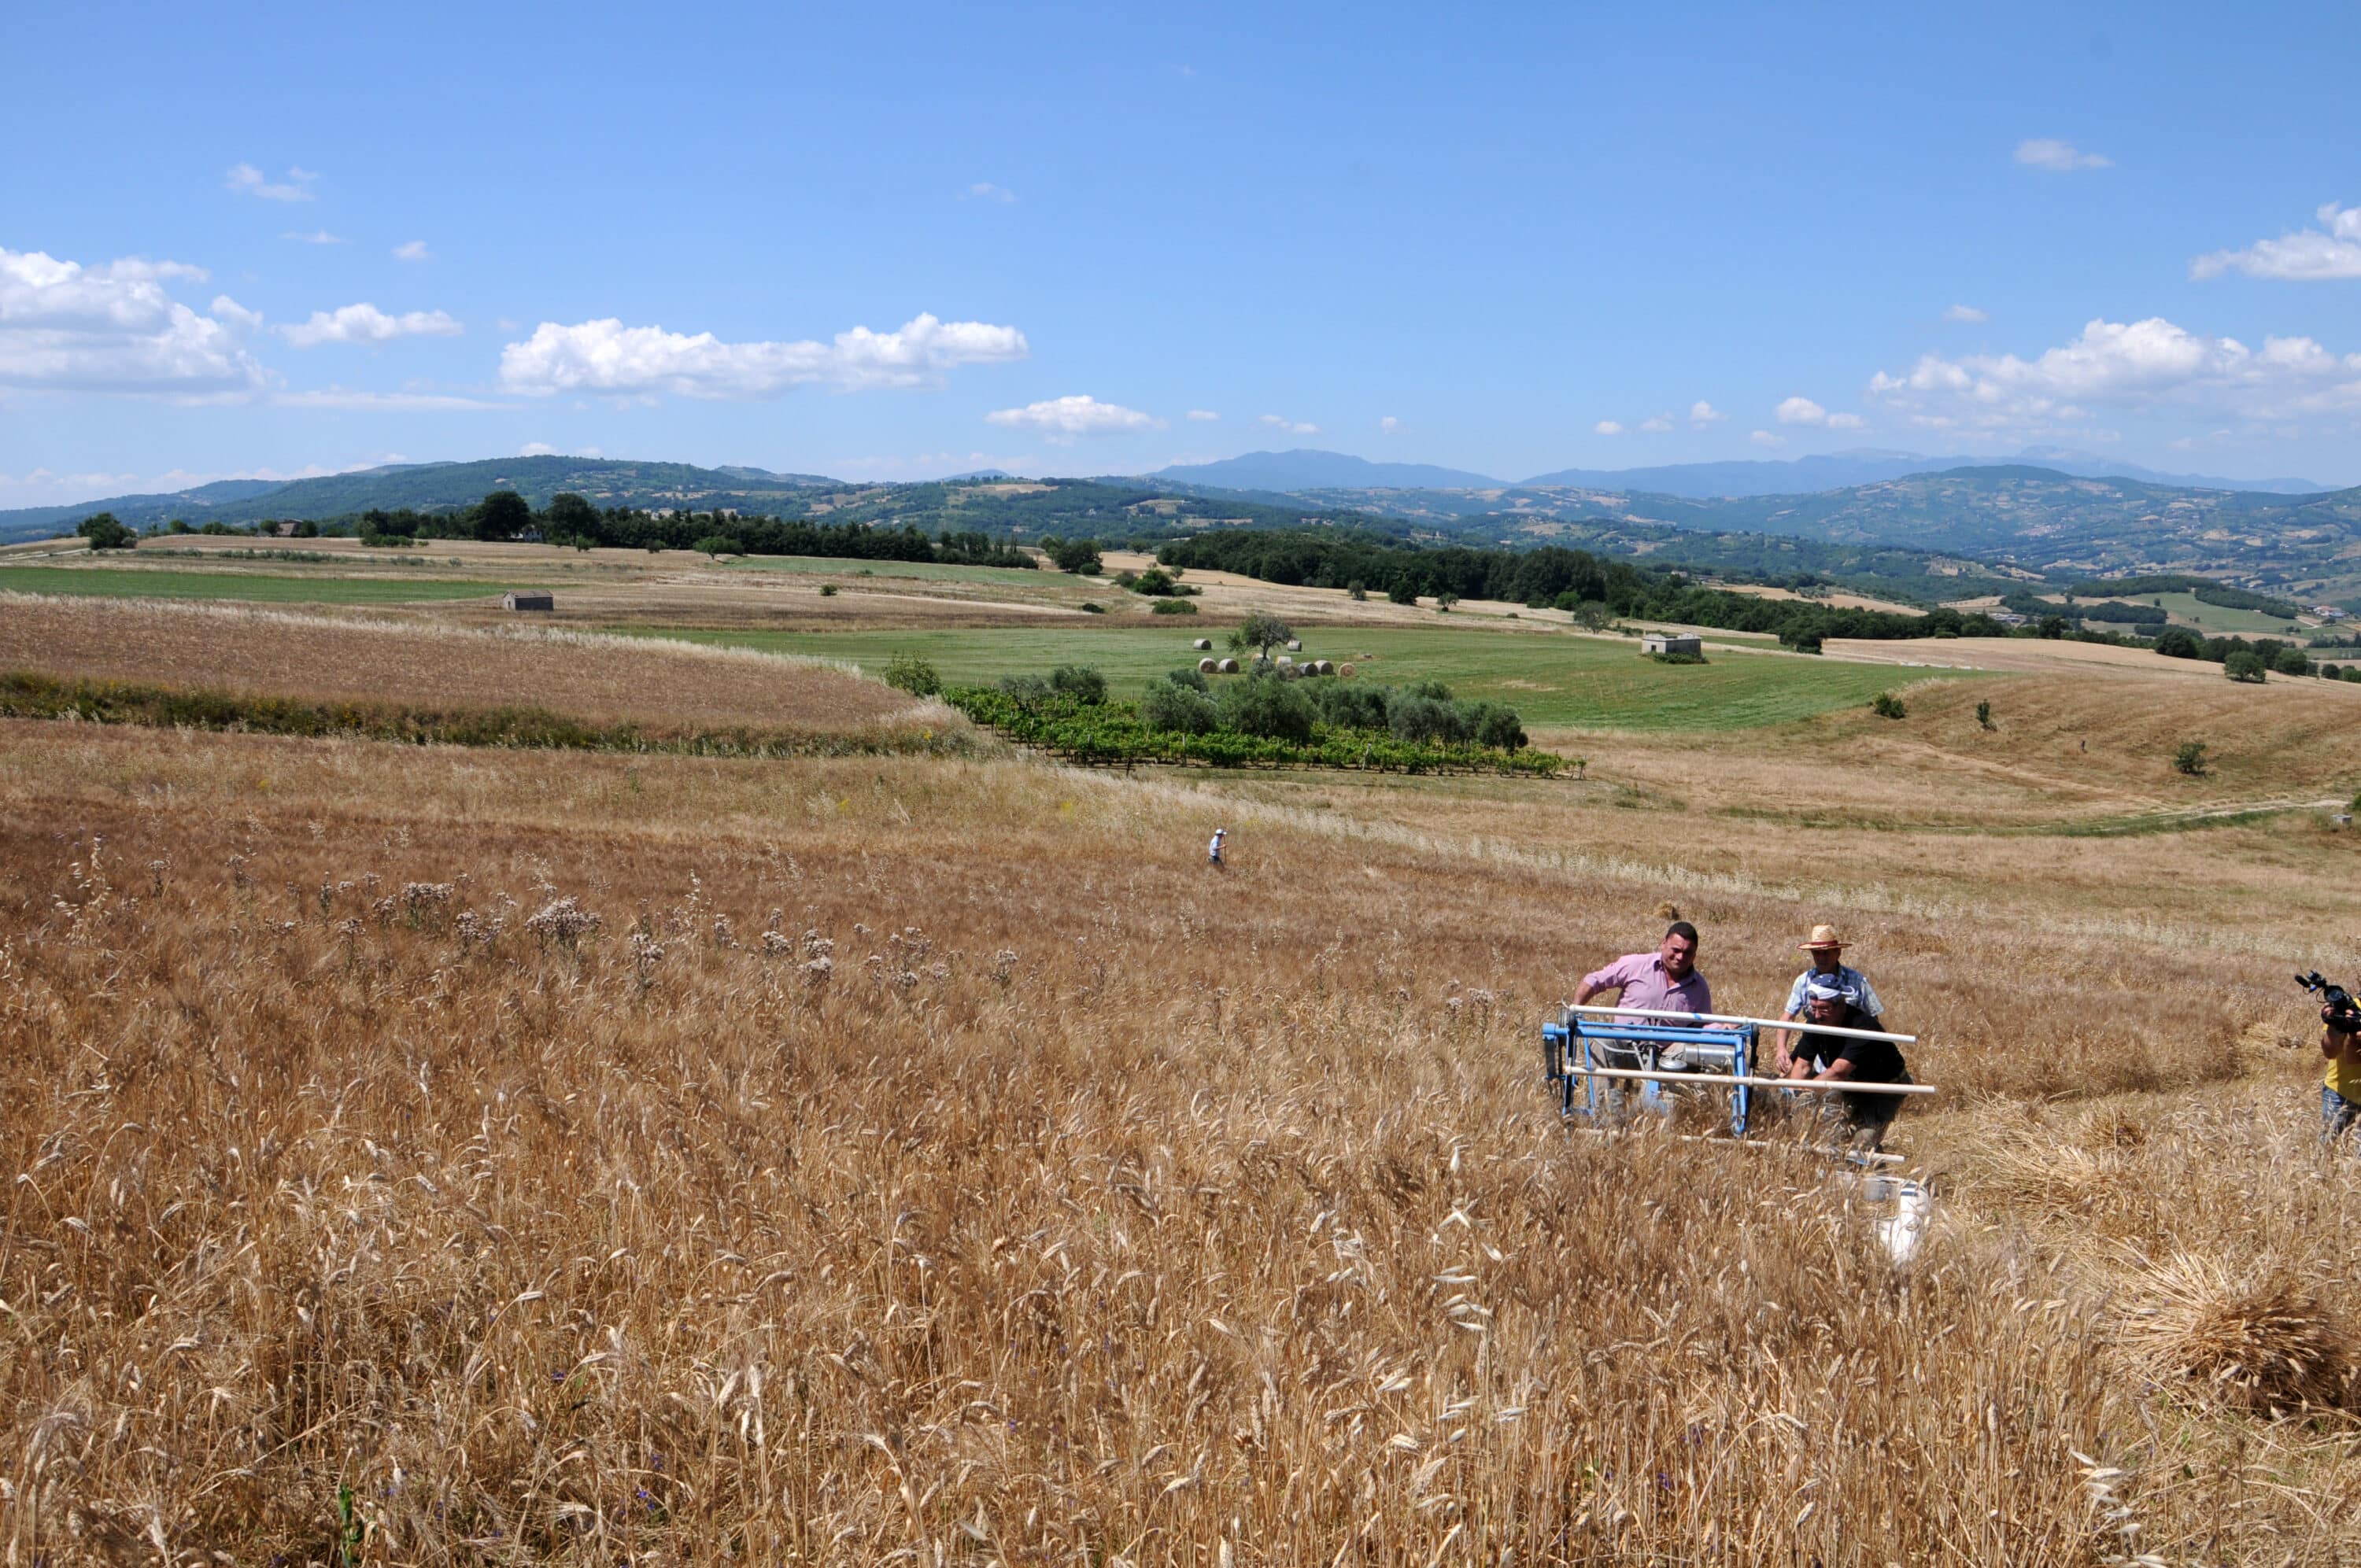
[
  {"x1": 283, "y1": 230, "x2": 346, "y2": 245},
  {"x1": 209, "y1": 295, "x2": 264, "y2": 331},
  {"x1": 1773, "y1": 396, "x2": 1868, "y2": 431},
  {"x1": 271, "y1": 388, "x2": 511, "y2": 411},
  {"x1": 1188, "y1": 408, "x2": 1221, "y2": 422},
  {"x1": 963, "y1": 182, "x2": 1018, "y2": 204},
  {"x1": 2192, "y1": 202, "x2": 2361, "y2": 282},
  {"x1": 1639, "y1": 414, "x2": 1674, "y2": 434},
  {"x1": 0, "y1": 454, "x2": 394, "y2": 508},
  {"x1": 1688, "y1": 400, "x2": 1727, "y2": 426},
  {"x1": 520, "y1": 441, "x2": 559, "y2": 456},
  {"x1": 2015, "y1": 138, "x2": 2111, "y2": 172},
  {"x1": 394, "y1": 240, "x2": 433, "y2": 263},
  {"x1": 1750, "y1": 430, "x2": 1786, "y2": 448},
  {"x1": 1378, "y1": 415, "x2": 1400, "y2": 434},
  {"x1": 1945, "y1": 304, "x2": 1990, "y2": 323},
  {"x1": 1258, "y1": 412, "x2": 1319, "y2": 435},
  {"x1": 0, "y1": 245, "x2": 267, "y2": 396},
  {"x1": 1593, "y1": 419, "x2": 1624, "y2": 436},
  {"x1": 226, "y1": 163, "x2": 318, "y2": 201},
  {"x1": 279, "y1": 303, "x2": 464, "y2": 349},
  {"x1": 984, "y1": 393, "x2": 1162, "y2": 442},
  {"x1": 499, "y1": 312, "x2": 1027, "y2": 397},
  {"x1": 1867, "y1": 315, "x2": 2361, "y2": 434}
]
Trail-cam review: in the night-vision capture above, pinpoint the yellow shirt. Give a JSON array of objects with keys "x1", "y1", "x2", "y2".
[{"x1": 2330, "y1": 1041, "x2": 2361, "y2": 1100}]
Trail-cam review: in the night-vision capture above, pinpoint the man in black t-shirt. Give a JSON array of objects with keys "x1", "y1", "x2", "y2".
[{"x1": 1783, "y1": 977, "x2": 1912, "y2": 1149}]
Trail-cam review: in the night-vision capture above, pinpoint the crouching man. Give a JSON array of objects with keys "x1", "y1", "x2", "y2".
[{"x1": 1782, "y1": 976, "x2": 1912, "y2": 1151}]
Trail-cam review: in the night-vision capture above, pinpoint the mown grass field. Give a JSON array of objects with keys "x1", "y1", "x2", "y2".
[
  {"x1": 637, "y1": 624, "x2": 1949, "y2": 730},
  {"x1": 0, "y1": 563, "x2": 535, "y2": 604},
  {"x1": 2148, "y1": 589, "x2": 2307, "y2": 635},
  {"x1": 714, "y1": 554, "x2": 1051, "y2": 585}
]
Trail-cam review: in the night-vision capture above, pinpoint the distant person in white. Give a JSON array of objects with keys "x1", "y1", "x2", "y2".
[{"x1": 1207, "y1": 827, "x2": 1228, "y2": 869}]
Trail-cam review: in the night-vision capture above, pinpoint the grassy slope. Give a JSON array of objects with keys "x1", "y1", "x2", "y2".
[
  {"x1": 642, "y1": 624, "x2": 1953, "y2": 730},
  {"x1": 0, "y1": 565, "x2": 536, "y2": 604}
]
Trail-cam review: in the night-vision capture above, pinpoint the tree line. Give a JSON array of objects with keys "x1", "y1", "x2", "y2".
[{"x1": 1154, "y1": 529, "x2": 2010, "y2": 651}]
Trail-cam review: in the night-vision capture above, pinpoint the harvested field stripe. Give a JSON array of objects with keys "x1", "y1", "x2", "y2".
[
  {"x1": 0, "y1": 670, "x2": 969, "y2": 759},
  {"x1": 0, "y1": 565, "x2": 539, "y2": 605}
]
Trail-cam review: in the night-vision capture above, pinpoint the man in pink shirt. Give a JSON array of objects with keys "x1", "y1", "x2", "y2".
[
  {"x1": 1572, "y1": 920, "x2": 1712, "y2": 1122},
  {"x1": 1575, "y1": 921, "x2": 1712, "y2": 1018}
]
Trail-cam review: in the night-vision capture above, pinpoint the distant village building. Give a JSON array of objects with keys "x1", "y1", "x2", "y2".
[
  {"x1": 503, "y1": 591, "x2": 555, "y2": 612},
  {"x1": 1642, "y1": 633, "x2": 1701, "y2": 656}
]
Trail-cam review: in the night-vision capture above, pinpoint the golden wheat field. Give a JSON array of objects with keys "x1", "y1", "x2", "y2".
[
  {"x1": 0, "y1": 596, "x2": 940, "y2": 736},
  {"x1": 4, "y1": 602, "x2": 2361, "y2": 1565}
]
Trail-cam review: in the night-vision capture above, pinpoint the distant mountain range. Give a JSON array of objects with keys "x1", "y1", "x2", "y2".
[
  {"x1": 0, "y1": 456, "x2": 837, "y2": 539},
  {"x1": 1150, "y1": 446, "x2": 2333, "y2": 499},
  {"x1": 9, "y1": 449, "x2": 2360, "y2": 601}
]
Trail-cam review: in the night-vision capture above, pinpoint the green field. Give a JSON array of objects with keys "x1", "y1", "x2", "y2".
[
  {"x1": 635, "y1": 625, "x2": 1955, "y2": 730},
  {"x1": 2146, "y1": 592, "x2": 2305, "y2": 636},
  {"x1": 715, "y1": 555, "x2": 1048, "y2": 585},
  {"x1": 0, "y1": 566, "x2": 534, "y2": 606}
]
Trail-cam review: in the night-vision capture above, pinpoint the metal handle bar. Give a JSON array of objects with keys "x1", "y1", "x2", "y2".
[
  {"x1": 1565, "y1": 1066, "x2": 1934, "y2": 1096},
  {"x1": 1568, "y1": 1002, "x2": 1916, "y2": 1046}
]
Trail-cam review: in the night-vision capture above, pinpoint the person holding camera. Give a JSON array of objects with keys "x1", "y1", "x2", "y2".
[{"x1": 2322, "y1": 1002, "x2": 2361, "y2": 1150}]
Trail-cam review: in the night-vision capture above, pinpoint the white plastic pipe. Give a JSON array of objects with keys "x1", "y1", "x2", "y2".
[
  {"x1": 1568, "y1": 1003, "x2": 1916, "y2": 1046},
  {"x1": 1565, "y1": 1065, "x2": 1935, "y2": 1096}
]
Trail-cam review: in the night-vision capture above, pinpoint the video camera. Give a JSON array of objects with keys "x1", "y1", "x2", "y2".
[{"x1": 2296, "y1": 971, "x2": 2361, "y2": 1033}]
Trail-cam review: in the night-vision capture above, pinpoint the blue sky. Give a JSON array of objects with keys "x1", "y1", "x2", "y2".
[{"x1": 6, "y1": 1, "x2": 2360, "y2": 505}]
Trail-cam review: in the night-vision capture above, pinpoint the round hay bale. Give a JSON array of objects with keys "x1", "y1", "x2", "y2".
[
  {"x1": 1314, "y1": 659, "x2": 1335, "y2": 675},
  {"x1": 1274, "y1": 654, "x2": 1293, "y2": 667},
  {"x1": 1198, "y1": 657, "x2": 1218, "y2": 673},
  {"x1": 1217, "y1": 657, "x2": 1240, "y2": 673},
  {"x1": 1192, "y1": 637, "x2": 1213, "y2": 651},
  {"x1": 1338, "y1": 662, "x2": 1356, "y2": 679},
  {"x1": 1286, "y1": 639, "x2": 1303, "y2": 651}
]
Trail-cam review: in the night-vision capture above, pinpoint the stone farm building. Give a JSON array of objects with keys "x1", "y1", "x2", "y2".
[
  {"x1": 503, "y1": 591, "x2": 555, "y2": 612},
  {"x1": 1642, "y1": 633, "x2": 1701, "y2": 655}
]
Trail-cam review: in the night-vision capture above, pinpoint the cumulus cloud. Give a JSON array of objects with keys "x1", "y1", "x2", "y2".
[
  {"x1": 1258, "y1": 413, "x2": 1319, "y2": 435},
  {"x1": 1773, "y1": 396, "x2": 1867, "y2": 430},
  {"x1": 394, "y1": 240, "x2": 433, "y2": 263},
  {"x1": 1639, "y1": 414, "x2": 1674, "y2": 433},
  {"x1": 1945, "y1": 304, "x2": 1990, "y2": 323},
  {"x1": 1867, "y1": 315, "x2": 2361, "y2": 433},
  {"x1": 963, "y1": 183, "x2": 1017, "y2": 204},
  {"x1": 0, "y1": 245, "x2": 267, "y2": 395},
  {"x1": 2016, "y1": 138, "x2": 2111, "y2": 172},
  {"x1": 279, "y1": 303, "x2": 464, "y2": 349},
  {"x1": 1188, "y1": 408, "x2": 1221, "y2": 422},
  {"x1": 226, "y1": 163, "x2": 318, "y2": 201},
  {"x1": 210, "y1": 295, "x2": 264, "y2": 331},
  {"x1": 499, "y1": 312, "x2": 1028, "y2": 397},
  {"x1": 984, "y1": 394, "x2": 1162, "y2": 442},
  {"x1": 2192, "y1": 202, "x2": 2361, "y2": 282},
  {"x1": 520, "y1": 441, "x2": 560, "y2": 456},
  {"x1": 1378, "y1": 415, "x2": 1400, "y2": 434},
  {"x1": 1688, "y1": 400, "x2": 1727, "y2": 426},
  {"x1": 1593, "y1": 419, "x2": 1624, "y2": 436},
  {"x1": 1750, "y1": 430, "x2": 1786, "y2": 448},
  {"x1": 283, "y1": 230, "x2": 346, "y2": 245}
]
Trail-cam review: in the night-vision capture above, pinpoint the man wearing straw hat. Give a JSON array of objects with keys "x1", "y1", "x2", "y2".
[{"x1": 1773, "y1": 924, "x2": 1883, "y2": 1072}]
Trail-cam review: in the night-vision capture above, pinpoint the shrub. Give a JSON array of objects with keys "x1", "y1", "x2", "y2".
[
  {"x1": 2223, "y1": 650, "x2": 2267, "y2": 683},
  {"x1": 1127, "y1": 567, "x2": 1177, "y2": 596},
  {"x1": 1151, "y1": 599, "x2": 1199, "y2": 615},
  {"x1": 2272, "y1": 646, "x2": 2313, "y2": 677},
  {"x1": 1139, "y1": 680, "x2": 1219, "y2": 735},
  {"x1": 1471, "y1": 703, "x2": 1528, "y2": 751},
  {"x1": 76, "y1": 512, "x2": 136, "y2": 550},
  {"x1": 693, "y1": 535, "x2": 743, "y2": 559},
  {"x1": 1646, "y1": 650, "x2": 1708, "y2": 665},
  {"x1": 1217, "y1": 675, "x2": 1316, "y2": 743},
  {"x1": 2173, "y1": 740, "x2": 2208, "y2": 777},
  {"x1": 1048, "y1": 665, "x2": 1107, "y2": 704},
  {"x1": 1080, "y1": 602, "x2": 1106, "y2": 614},
  {"x1": 1975, "y1": 699, "x2": 1993, "y2": 731},
  {"x1": 819, "y1": 583, "x2": 838, "y2": 596},
  {"x1": 1388, "y1": 694, "x2": 1462, "y2": 744},
  {"x1": 883, "y1": 654, "x2": 942, "y2": 697},
  {"x1": 1871, "y1": 692, "x2": 1908, "y2": 720},
  {"x1": 1166, "y1": 666, "x2": 1210, "y2": 692},
  {"x1": 1387, "y1": 582, "x2": 1418, "y2": 606},
  {"x1": 1347, "y1": 582, "x2": 1368, "y2": 601},
  {"x1": 1227, "y1": 611, "x2": 1294, "y2": 656}
]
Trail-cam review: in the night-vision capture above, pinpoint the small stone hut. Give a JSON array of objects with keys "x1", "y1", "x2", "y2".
[
  {"x1": 1642, "y1": 633, "x2": 1701, "y2": 656},
  {"x1": 503, "y1": 590, "x2": 555, "y2": 612}
]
